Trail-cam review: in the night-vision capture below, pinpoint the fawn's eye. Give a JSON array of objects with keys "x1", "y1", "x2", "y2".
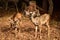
[{"x1": 33, "y1": 14, "x2": 37, "y2": 18}]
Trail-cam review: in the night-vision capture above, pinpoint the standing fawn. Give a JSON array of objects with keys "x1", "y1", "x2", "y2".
[{"x1": 31, "y1": 12, "x2": 50, "y2": 40}]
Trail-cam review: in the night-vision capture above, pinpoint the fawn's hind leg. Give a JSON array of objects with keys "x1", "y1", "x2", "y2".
[{"x1": 46, "y1": 21, "x2": 50, "y2": 40}]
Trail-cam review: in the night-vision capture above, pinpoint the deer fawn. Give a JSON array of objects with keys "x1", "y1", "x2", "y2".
[{"x1": 31, "y1": 12, "x2": 50, "y2": 40}]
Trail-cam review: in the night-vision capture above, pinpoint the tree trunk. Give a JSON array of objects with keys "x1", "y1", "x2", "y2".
[
  {"x1": 5, "y1": 1, "x2": 8, "y2": 10},
  {"x1": 2, "y1": 0, "x2": 8, "y2": 10},
  {"x1": 42, "y1": 0, "x2": 47, "y2": 11},
  {"x1": 48, "y1": 0, "x2": 53, "y2": 15}
]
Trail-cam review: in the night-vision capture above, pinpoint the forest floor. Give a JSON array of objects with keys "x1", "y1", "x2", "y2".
[{"x1": 0, "y1": 9, "x2": 60, "y2": 40}]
